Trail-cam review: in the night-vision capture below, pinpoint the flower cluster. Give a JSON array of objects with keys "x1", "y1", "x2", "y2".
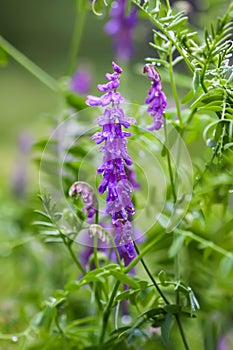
[
  {"x1": 104, "y1": 0, "x2": 137, "y2": 62},
  {"x1": 143, "y1": 64, "x2": 167, "y2": 130},
  {"x1": 69, "y1": 181, "x2": 97, "y2": 221},
  {"x1": 86, "y1": 61, "x2": 136, "y2": 262}
]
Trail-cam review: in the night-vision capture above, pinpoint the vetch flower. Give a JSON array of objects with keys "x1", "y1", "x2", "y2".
[
  {"x1": 143, "y1": 64, "x2": 167, "y2": 130},
  {"x1": 86, "y1": 61, "x2": 137, "y2": 264},
  {"x1": 69, "y1": 181, "x2": 98, "y2": 221},
  {"x1": 104, "y1": 0, "x2": 137, "y2": 62}
]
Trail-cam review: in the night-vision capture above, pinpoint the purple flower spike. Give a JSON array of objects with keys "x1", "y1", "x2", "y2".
[
  {"x1": 104, "y1": 1, "x2": 137, "y2": 62},
  {"x1": 143, "y1": 64, "x2": 167, "y2": 131},
  {"x1": 86, "y1": 62, "x2": 137, "y2": 263}
]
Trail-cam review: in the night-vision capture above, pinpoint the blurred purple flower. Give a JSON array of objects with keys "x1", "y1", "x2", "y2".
[
  {"x1": 217, "y1": 336, "x2": 229, "y2": 350},
  {"x1": 70, "y1": 67, "x2": 92, "y2": 95},
  {"x1": 104, "y1": 0, "x2": 137, "y2": 62},
  {"x1": 86, "y1": 61, "x2": 137, "y2": 264},
  {"x1": 143, "y1": 64, "x2": 167, "y2": 131},
  {"x1": 11, "y1": 133, "x2": 32, "y2": 198}
]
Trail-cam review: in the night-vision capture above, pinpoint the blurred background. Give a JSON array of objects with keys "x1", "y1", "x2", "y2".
[{"x1": 0, "y1": 0, "x2": 231, "y2": 348}]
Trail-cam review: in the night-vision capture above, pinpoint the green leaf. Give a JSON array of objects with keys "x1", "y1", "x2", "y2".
[
  {"x1": 219, "y1": 256, "x2": 233, "y2": 277},
  {"x1": 115, "y1": 289, "x2": 140, "y2": 304},
  {"x1": 65, "y1": 280, "x2": 81, "y2": 292},
  {"x1": 149, "y1": 42, "x2": 168, "y2": 54},
  {"x1": 36, "y1": 305, "x2": 56, "y2": 330},
  {"x1": 110, "y1": 270, "x2": 140, "y2": 289},
  {"x1": 33, "y1": 221, "x2": 56, "y2": 228},
  {"x1": 199, "y1": 103, "x2": 223, "y2": 112},
  {"x1": 76, "y1": 209, "x2": 86, "y2": 221},
  {"x1": 34, "y1": 209, "x2": 51, "y2": 220},
  {"x1": 140, "y1": 307, "x2": 165, "y2": 320},
  {"x1": 40, "y1": 230, "x2": 59, "y2": 236},
  {"x1": 167, "y1": 17, "x2": 188, "y2": 30},
  {"x1": 65, "y1": 316, "x2": 96, "y2": 330},
  {"x1": 181, "y1": 89, "x2": 195, "y2": 105},
  {"x1": 164, "y1": 304, "x2": 181, "y2": 313},
  {"x1": 193, "y1": 70, "x2": 200, "y2": 93},
  {"x1": 65, "y1": 92, "x2": 87, "y2": 111},
  {"x1": 161, "y1": 312, "x2": 173, "y2": 345},
  {"x1": 158, "y1": 270, "x2": 169, "y2": 285},
  {"x1": 168, "y1": 235, "x2": 185, "y2": 257}
]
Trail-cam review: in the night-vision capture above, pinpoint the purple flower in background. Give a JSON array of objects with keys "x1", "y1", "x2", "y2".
[
  {"x1": 69, "y1": 181, "x2": 98, "y2": 221},
  {"x1": 70, "y1": 67, "x2": 92, "y2": 95},
  {"x1": 11, "y1": 133, "x2": 32, "y2": 198},
  {"x1": 217, "y1": 336, "x2": 229, "y2": 350},
  {"x1": 86, "y1": 61, "x2": 137, "y2": 264},
  {"x1": 104, "y1": 0, "x2": 137, "y2": 62},
  {"x1": 143, "y1": 64, "x2": 167, "y2": 131}
]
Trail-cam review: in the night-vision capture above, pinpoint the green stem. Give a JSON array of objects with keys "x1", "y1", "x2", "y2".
[
  {"x1": 67, "y1": 0, "x2": 87, "y2": 75},
  {"x1": 124, "y1": 231, "x2": 166, "y2": 273},
  {"x1": 193, "y1": 143, "x2": 220, "y2": 189},
  {"x1": 60, "y1": 234, "x2": 86, "y2": 275},
  {"x1": 175, "y1": 314, "x2": 191, "y2": 350},
  {"x1": 186, "y1": 108, "x2": 197, "y2": 125},
  {"x1": 93, "y1": 233, "x2": 100, "y2": 269},
  {"x1": 134, "y1": 242, "x2": 190, "y2": 350},
  {"x1": 67, "y1": 240, "x2": 86, "y2": 274},
  {"x1": 0, "y1": 35, "x2": 58, "y2": 92},
  {"x1": 174, "y1": 252, "x2": 180, "y2": 304},
  {"x1": 169, "y1": 43, "x2": 183, "y2": 126},
  {"x1": 164, "y1": 119, "x2": 177, "y2": 203},
  {"x1": 133, "y1": 242, "x2": 170, "y2": 304},
  {"x1": 165, "y1": 0, "x2": 171, "y2": 13},
  {"x1": 99, "y1": 280, "x2": 121, "y2": 343}
]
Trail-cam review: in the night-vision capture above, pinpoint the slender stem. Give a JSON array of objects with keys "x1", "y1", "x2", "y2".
[
  {"x1": 164, "y1": 119, "x2": 177, "y2": 203},
  {"x1": 174, "y1": 252, "x2": 180, "y2": 304},
  {"x1": 165, "y1": 0, "x2": 171, "y2": 11},
  {"x1": 134, "y1": 240, "x2": 191, "y2": 350},
  {"x1": 60, "y1": 233, "x2": 85, "y2": 274},
  {"x1": 66, "y1": 240, "x2": 86, "y2": 274},
  {"x1": 93, "y1": 233, "x2": 100, "y2": 269},
  {"x1": 169, "y1": 43, "x2": 183, "y2": 126},
  {"x1": 67, "y1": 0, "x2": 87, "y2": 75},
  {"x1": 0, "y1": 35, "x2": 58, "y2": 92},
  {"x1": 95, "y1": 210, "x2": 99, "y2": 225},
  {"x1": 175, "y1": 315, "x2": 190, "y2": 350},
  {"x1": 133, "y1": 241, "x2": 170, "y2": 304},
  {"x1": 193, "y1": 143, "x2": 220, "y2": 189},
  {"x1": 164, "y1": 113, "x2": 189, "y2": 349},
  {"x1": 186, "y1": 108, "x2": 197, "y2": 125},
  {"x1": 124, "y1": 231, "x2": 166, "y2": 273},
  {"x1": 99, "y1": 280, "x2": 121, "y2": 343}
]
